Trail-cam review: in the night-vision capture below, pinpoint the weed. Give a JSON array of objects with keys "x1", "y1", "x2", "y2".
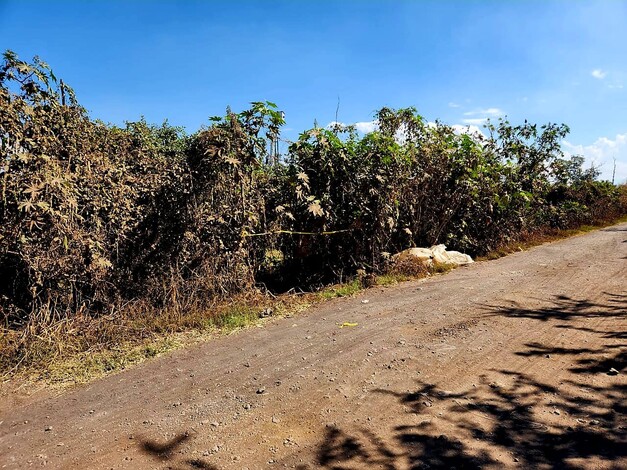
[{"x1": 317, "y1": 279, "x2": 362, "y2": 300}]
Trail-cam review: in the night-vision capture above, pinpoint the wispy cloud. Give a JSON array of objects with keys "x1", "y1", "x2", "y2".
[
  {"x1": 448, "y1": 102, "x2": 461, "y2": 108},
  {"x1": 463, "y1": 107, "x2": 503, "y2": 117},
  {"x1": 462, "y1": 117, "x2": 489, "y2": 125},
  {"x1": 591, "y1": 69, "x2": 607, "y2": 79}
]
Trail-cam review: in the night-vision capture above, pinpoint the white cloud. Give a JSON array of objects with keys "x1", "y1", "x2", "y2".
[
  {"x1": 428, "y1": 121, "x2": 484, "y2": 138},
  {"x1": 463, "y1": 107, "x2": 503, "y2": 117},
  {"x1": 462, "y1": 117, "x2": 489, "y2": 125},
  {"x1": 448, "y1": 102, "x2": 461, "y2": 108},
  {"x1": 326, "y1": 121, "x2": 344, "y2": 127},
  {"x1": 354, "y1": 120, "x2": 378, "y2": 134},
  {"x1": 591, "y1": 69, "x2": 607, "y2": 79},
  {"x1": 563, "y1": 132, "x2": 627, "y2": 183},
  {"x1": 326, "y1": 120, "x2": 378, "y2": 134},
  {"x1": 451, "y1": 124, "x2": 485, "y2": 138}
]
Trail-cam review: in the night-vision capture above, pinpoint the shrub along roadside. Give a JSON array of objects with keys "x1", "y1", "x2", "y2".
[
  {"x1": 3, "y1": 216, "x2": 625, "y2": 387},
  {"x1": 1, "y1": 51, "x2": 626, "y2": 377}
]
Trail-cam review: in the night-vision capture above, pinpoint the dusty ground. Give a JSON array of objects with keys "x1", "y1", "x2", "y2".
[{"x1": 1, "y1": 223, "x2": 626, "y2": 470}]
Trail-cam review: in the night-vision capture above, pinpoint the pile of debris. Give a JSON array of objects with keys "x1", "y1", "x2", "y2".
[{"x1": 392, "y1": 244, "x2": 474, "y2": 267}]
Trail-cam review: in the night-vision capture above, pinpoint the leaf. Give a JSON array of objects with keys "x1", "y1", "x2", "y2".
[
  {"x1": 338, "y1": 322, "x2": 358, "y2": 328},
  {"x1": 94, "y1": 257, "x2": 112, "y2": 269},
  {"x1": 224, "y1": 156, "x2": 241, "y2": 166},
  {"x1": 17, "y1": 201, "x2": 35, "y2": 212},
  {"x1": 307, "y1": 201, "x2": 324, "y2": 217},
  {"x1": 35, "y1": 201, "x2": 50, "y2": 211}
]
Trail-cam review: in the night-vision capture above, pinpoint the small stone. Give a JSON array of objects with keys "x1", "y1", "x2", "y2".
[
  {"x1": 545, "y1": 354, "x2": 551, "y2": 358},
  {"x1": 257, "y1": 387, "x2": 266, "y2": 394},
  {"x1": 423, "y1": 401, "x2": 433, "y2": 407},
  {"x1": 607, "y1": 368, "x2": 619, "y2": 376},
  {"x1": 210, "y1": 421, "x2": 219, "y2": 427},
  {"x1": 361, "y1": 300, "x2": 370, "y2": 304},
  {"x1": 553, "y1": 409, "x2": 560, "y2": 415},
  {"x1": 44, "y1": 426, "x2": 53, "y2": 432},
  {"x1": 271, "y1": 416, "x2": 280, "y2": 423},
  {"x1": 243, "y1": 403, "x2": 251, "y2": 410}
]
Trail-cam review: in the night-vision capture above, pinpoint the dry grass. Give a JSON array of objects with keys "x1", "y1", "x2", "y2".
[
  {"x1": 2, "y1": 215, "x2": 626, "y2": 391},
  {"x1": 478, "y1": 215, "x2": 627, "y2": 261}
]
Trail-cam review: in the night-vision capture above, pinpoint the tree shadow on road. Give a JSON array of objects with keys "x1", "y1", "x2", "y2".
[
  {"x1": 483, "y1": 292, "x2": 626, "y2": 323},
  {"x1": 311, "y1": 292, "x2": 626, "y2": 469},
  {"x1": 312, "y1": 375, "x2": 625, "y2": 469},
  {"x1": 139, "y1": 432, "x2": 218, "y2": 469}
]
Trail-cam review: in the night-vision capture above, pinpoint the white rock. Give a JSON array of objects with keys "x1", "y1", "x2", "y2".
[
  {"x1": 393, "y1": 247, "x2": 434, "y2": 266},
  {"x1": 393, "y1": 244, "x2": 473, "y2": 267}
]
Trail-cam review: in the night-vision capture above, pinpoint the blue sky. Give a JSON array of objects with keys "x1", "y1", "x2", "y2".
[{"x1": 1, "y1": 0, "x2": 626, "y2": 182}]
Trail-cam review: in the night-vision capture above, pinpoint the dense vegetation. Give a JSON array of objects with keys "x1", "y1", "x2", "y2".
[{"x1": 1, "y1": 52, "x2": 625, "y2": 369}]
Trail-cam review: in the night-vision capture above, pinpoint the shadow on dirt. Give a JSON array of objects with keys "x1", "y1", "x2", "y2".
[
  {"x1": 309, "y1": 292, "x2": 626, "y2": 469},
  {"x1": 483, "y1": 293, "x2": 626, "y2": 323},
  {"x1": 139, "y1": 432, "x2": 218, "y2": 469},
  {"x1": 134, "y1": 293, "x2": 624, "y2": 469}
]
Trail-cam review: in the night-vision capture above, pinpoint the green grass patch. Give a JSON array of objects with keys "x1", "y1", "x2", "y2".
[
  {"x1": 212, "y1": 305, "x2": 260, "y2": 331},
  {"x1": 375, "y1": 274, "x2": 412, "y2": 286},
  {"x1": 431, "y1": 262, "x2": 455, "y2": 274},
  {"x1": 39, "y1": 337, "x2": 179, "y2": 386},
  {"x1": 316, "y1": 279, "x2": 362, "y2": 300}
]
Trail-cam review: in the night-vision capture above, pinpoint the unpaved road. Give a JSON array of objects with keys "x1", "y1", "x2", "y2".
[{"x1": 1, "y1": 224, "x2": 626, "y2": 469}]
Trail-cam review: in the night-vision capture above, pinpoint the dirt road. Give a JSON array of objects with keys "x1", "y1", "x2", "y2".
[{"x1": 1, "y1": 224, "x2": 626, "y2": 469}]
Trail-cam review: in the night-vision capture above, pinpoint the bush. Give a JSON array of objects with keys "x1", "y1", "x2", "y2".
[{"x1": 1, "y1": 50, "x2": 625, "y2": 337}]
